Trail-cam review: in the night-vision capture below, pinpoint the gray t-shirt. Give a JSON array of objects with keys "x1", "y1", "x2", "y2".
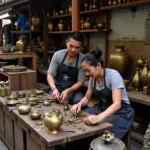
[
  {"x1": 88, "y1": 68, "x2": 130, "y2": 104},
  {"x1": 47, "y1": 49, "x2": 86, "y2": 82}
]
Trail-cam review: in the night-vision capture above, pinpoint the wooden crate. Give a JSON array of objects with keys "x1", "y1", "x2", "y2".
[{"x1": 0, "y1": 69, "x2": 36, "y2": 91}]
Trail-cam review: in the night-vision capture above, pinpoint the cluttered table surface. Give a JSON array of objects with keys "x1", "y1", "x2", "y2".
[{"x1": 0, "y1": 90, "x2": 112, "y2": 150}]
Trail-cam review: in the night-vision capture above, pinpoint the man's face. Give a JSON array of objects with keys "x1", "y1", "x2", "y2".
[{"x1": 66, "y1": 39, "x2": 82, "y2": 57}]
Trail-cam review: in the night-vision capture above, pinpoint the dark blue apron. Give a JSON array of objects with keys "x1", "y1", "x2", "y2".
[
  {"x1": 85, "y1": 69, "x2": 134, "y2": 139},
  {"x1": 55, "y1": 51, "x2": 79, "y2": 93}
]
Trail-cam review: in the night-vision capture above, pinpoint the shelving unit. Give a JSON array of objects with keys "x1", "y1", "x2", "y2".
[{"x1": 100, "y1": 0, "x2": 150, "y2": 11}]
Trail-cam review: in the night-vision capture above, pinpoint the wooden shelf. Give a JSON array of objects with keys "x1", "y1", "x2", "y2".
[
  {"x1": 48, "y1": 13, "x2": 71, "y2": 19},
  {"x1": 47, "y1": 51, "x2": 55, "y2": 54},
  {"x1": 11, "y1": 31, "x2": 30, "y2": 34},
  {"x1": 80, "y1": 29, "x2": 110, "y2": 32},
  {"x1": 11, "y1": 31, "x2": 42, "y2": 35},
  {"x1": 100, "y1": 0, "x2": 150, "y2": 11},
  {"x1": 127, "y1": 90, "x2": 150, "y2": 106},
  {"x1": 48, "y1": 31, "x2": 72, "y2": 34},
  {"x1": 80, "y1": 9, "x2": 99, "y2": 15},
  {"x1": 84, "y1": 80, "x2": 150, "y2": 106}
]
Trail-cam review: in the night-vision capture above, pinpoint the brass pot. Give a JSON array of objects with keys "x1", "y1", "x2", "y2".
[
  {"x1": 16, "y1": 37, "x2": 24, "y2": 53},
  {"x1": 58, "y1": 20, "x2": 64, "y2": 31},
  {"x1": 6, "y1": 100, "x2": 19, "y2": 106},
  {"x1": 44, "y1": 109, "x2": 63, "y2": 134},
  {"x1": 109, "y1": 46, "x2": 130, "y2": 78},
  {"x1": 18, "y1": 103, "x2": 31, "y2": 114},
  {"x1": 48, "y1": 22, "x2": 53, "y2": 32}
]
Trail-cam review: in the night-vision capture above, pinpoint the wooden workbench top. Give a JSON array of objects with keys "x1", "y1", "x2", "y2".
[{"x1": 0, "y1": 94, "x2": 112, "y2": 147}]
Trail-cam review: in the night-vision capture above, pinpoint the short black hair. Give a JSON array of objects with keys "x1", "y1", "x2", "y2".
[{"x1": 68, "y1": 32, "x2": 84, "y2": 44}]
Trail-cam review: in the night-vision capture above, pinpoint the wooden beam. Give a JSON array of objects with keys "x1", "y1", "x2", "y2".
[{"x1": 72, "y1": 0, "x2": 80, "y2": 32}]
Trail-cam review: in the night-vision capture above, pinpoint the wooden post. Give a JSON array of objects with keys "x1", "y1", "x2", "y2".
[{"x1": 72, "y1": 0, "x2": 80, "y2": 32}]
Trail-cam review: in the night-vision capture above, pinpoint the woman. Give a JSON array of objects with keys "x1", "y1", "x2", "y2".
[{"x1": 71, "y1": 48, "x2": 134, "y2": 139}]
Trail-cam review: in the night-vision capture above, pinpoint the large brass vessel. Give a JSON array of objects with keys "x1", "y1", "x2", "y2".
[
  {"x1": 109, "y1": 46, "x2": 129, "y2": 78},
  {"x1": 44, "y1": 109, "x2": 63, "y2": 134}
]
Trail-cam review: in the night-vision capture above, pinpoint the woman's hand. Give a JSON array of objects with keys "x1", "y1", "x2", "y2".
[
  {"x1": 71, "y1": 103, "x2": 81, "y2": 116},
  {"x1": 84, "y1": 115, "x2": 103, "y2": 125},
  {"x1": 52, "y1": 88, "x2": 60, "y2": 101},
  {"x1": 60, "y1": 89, "x2": 70, "y2": 103}
]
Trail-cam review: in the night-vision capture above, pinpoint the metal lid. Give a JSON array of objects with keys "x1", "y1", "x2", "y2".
[{"x1": 90, "y1": 137, "x2": 126, "y2": 150}]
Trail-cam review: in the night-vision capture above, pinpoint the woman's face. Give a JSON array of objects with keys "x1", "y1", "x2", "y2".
[{"x1": 81, "y1": 61, "x2": 101, "y2": 78}]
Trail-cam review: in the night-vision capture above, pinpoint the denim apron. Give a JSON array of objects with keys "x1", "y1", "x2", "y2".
[
  {"x1": 85, "y1": 69, "x2": 134, "y2": 139},
  {"x1": 55, "y1": 51, "x2": 79, "y2": 93}
]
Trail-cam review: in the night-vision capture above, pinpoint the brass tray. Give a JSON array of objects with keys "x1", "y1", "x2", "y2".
[{"x1": 3, "y1": 66, "x2": 27, "y2": 72}]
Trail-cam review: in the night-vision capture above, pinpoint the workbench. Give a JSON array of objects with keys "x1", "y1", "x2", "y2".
[{"x1": 0, "y1": 92, "x2": 112, "y2": 150}]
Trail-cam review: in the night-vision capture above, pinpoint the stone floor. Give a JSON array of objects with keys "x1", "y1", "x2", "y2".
[{"x1": 0, "y1": 138, "x2": 143, "y2": 150}]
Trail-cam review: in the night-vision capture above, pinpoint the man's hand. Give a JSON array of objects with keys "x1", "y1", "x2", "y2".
[
  {"x1": 60, "y1": 89, "x2": 70, "y2": 103},
  {"x1": 71, "y1": 103, "x2": 81, "y2": 116},
  {"x1": 84, "y1": 115, "x2": 103, "y2": 125},
  {"x1": 52, "y1": 88, "x2": 60, "y2": 101}
]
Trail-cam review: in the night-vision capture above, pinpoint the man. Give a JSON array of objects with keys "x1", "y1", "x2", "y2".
[{"x1": 47, "y1": 32, "x2": 86, "y2": 104}]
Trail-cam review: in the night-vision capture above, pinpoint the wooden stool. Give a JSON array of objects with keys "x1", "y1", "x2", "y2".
[{"x1": 122, "y1": 128, "x2": 131, "y2": 150}]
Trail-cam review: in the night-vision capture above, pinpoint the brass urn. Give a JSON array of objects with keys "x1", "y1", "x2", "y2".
[
  {"x1": 48, "y1": 22, "x2": 53, "y2": 32},
  {"x1": 58, "y1": 20, "x2": 64, "y2": 31},
  {"x1": 83, "y1": 17, "x2": 91, "y2": 30},
  {"x1": 44, "y1": 109, "x2": 63, "y2": 134},
  {"x1": 109, "y1": 46, "x2": 130, "y2": 78},
  {"x1": 16, "y1": 37, "x2": 24, "y2": 53}
]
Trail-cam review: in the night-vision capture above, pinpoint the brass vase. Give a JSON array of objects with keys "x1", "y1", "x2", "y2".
[
  {"x1": 58, "y1": 20, "x2": 64, "y2": 31},
  {"x1": 118, "y1": 0, "x2": 122, "y2": 4},
  {"x1": 48, "y1": 22, "x2": 53, "y2": 32},
  {"x1": 44, "y1": 109, "x2": 63, "y2": 134},
  {"x1": 140, "y1": 59, "x2": 148, "y2": 87},
  {"x1": 147, "y1": 70, "x2": 150, "y2": 86},
  {"x1": 132, "y1": 68, "x2": 140, "y2": 91},
  {"x1": 68, "y1": 4, "x2": 72, "y2": 13},
  {"x1": 109, "y1": 46, "x2": 130, "y2": 78},
  {"x1": 137, "y1": 53, "x2": 145, "y2": 68},
  {"x1": 16, "y1": 37, "x2": 24, "y2": 53},
  {"x1": 92, "y1": 0, "x2": 96, "y2": 9},
  {"x1": 113, "y1": 0, "x2": 117, "y2": 5},
  {"x1": 32, "y1": 15, "x2": 41, "y2": 28},
  {"x1": 108, "y1": 0, "x2": 112, "y2": 5},
  {"x1": 83, "y1": 17, "x2": 91, "y2": 30}
]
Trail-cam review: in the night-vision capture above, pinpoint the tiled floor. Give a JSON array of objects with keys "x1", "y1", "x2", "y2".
[{"x1": 0, "y1": 138, "x2": 143, "y2": 150}]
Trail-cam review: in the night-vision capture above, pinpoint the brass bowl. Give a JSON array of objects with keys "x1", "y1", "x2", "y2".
[
  {"x1": 28, "y1": 97, "x2": 37, "y2": 102},
  {"x1": 35, "y1": 90, "x2": 44, "y2": 95},
  {"x1": 29, "y1": 110, "x2": 43, "y2": 120},
  {"x1": 124, "y1": 79, "x2": 130, "y2": 88},
  {"x1": 7, "y1": 94, "x2": 17, "y2": 100},
  {"x1": 5, "y1": 100, "x2": 19, "y2": 106},
  {"x1": 16, "y1": 91, "x2": 26, "y2": 98}
]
